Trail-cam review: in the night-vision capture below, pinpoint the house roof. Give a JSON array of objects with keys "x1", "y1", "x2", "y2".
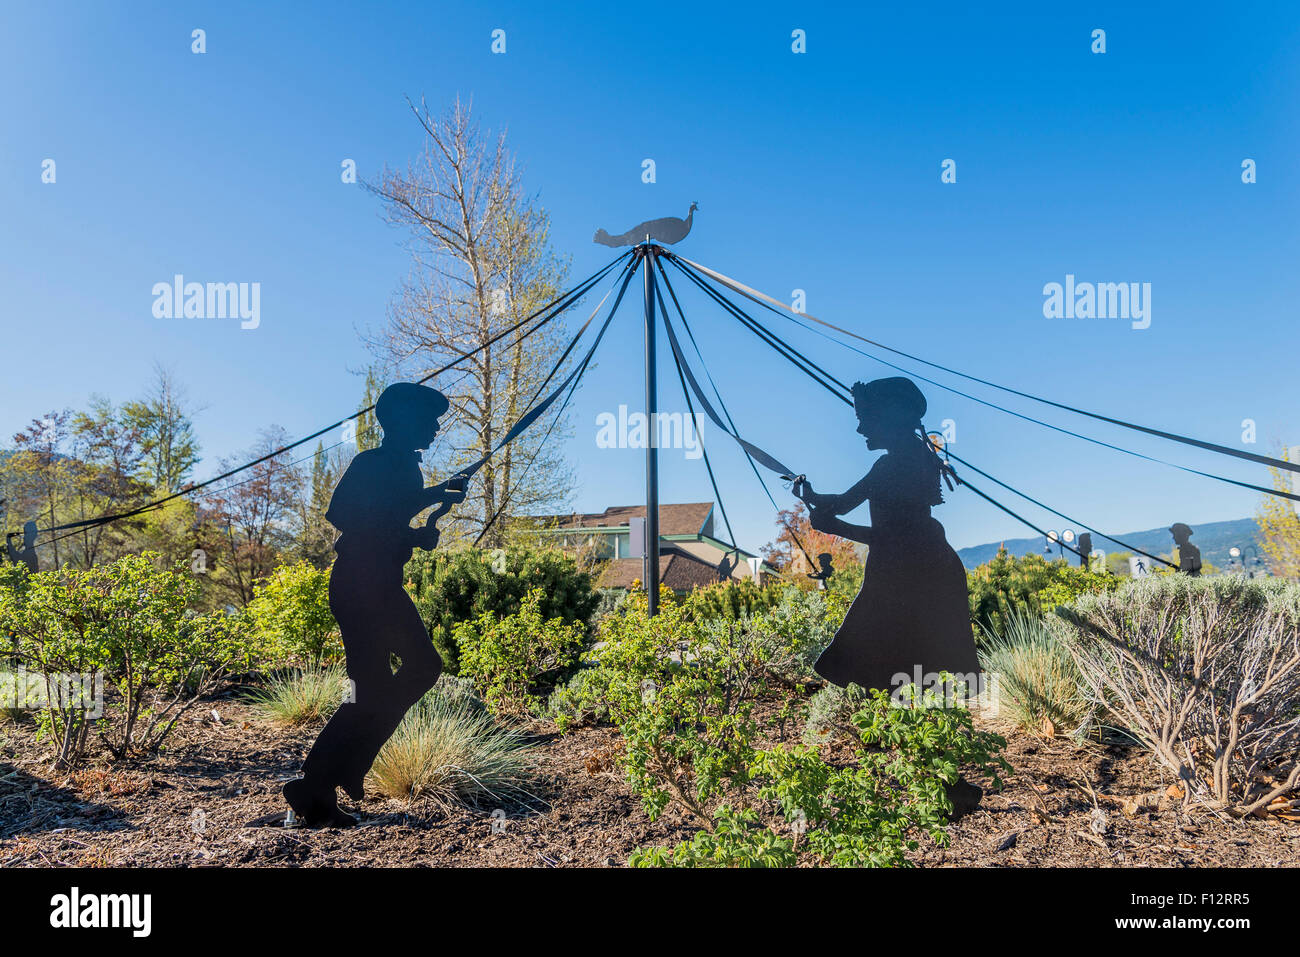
[
  {"x1": 597, "y1": 548, "x2": 732, "y2": 591},
  {"x1": 538, "y1": 503, "x2": 714, "y2": 538}
]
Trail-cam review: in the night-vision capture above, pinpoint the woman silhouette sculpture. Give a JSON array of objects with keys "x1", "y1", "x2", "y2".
[{"x1": 796, "y1": 377, "x2": 978, "y2": 695}]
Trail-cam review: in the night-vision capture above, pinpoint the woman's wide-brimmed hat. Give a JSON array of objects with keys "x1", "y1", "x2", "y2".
[{"x1": 851, "y1": 377, "x2": 927, "y2": 422}]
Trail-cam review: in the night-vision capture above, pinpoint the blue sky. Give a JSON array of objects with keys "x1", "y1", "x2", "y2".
[{"x1": 2, "y1": 1, "x2": 1297, "y2": 554}]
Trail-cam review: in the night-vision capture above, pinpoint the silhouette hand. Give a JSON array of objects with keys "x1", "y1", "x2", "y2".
[
  {"x1": 441, "y1": 476, "x2": 468, "y2": 505},
  {"x1": 796, "y1": 480, "x2": 833, "y2": 512},
  {"x1": 807, "y1": 506, "x2": 834, "y2": 534}
]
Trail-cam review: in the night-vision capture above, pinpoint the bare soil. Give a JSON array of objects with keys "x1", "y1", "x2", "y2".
[{"x1": 1, "y1": 692, "x2": 1296, "y2": 868}]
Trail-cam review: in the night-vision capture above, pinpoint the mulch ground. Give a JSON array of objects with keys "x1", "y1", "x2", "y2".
[{"x1": 1, "y1": 691, "x2": 1296, "y2": 868}]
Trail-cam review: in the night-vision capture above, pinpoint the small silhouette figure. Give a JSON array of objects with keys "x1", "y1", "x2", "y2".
[
  {"x1": 4, "y1": 521, "x2": 39, "y2": 573},
  {"x1": 1076, "y1": 532, "x2": 1092, "y2": 569},
  {"x1": 716, "y1": 550, "x2": 734, "y2": 582},
  {"x1": 284, "y1": 383, "x2": 466, "y2": 827},
  {"x1": 1169, "y1": 523, "x2": 1202, "y2": 576},
  {"x1": 795, "y1": 378, "x2": 978, "y2": 693},
  {"x1": 808, "y1": 552, "x2": 834, "y2": 589},
  {"x1": 594, "y1": 203, "x2": 697, "y2": 247}
]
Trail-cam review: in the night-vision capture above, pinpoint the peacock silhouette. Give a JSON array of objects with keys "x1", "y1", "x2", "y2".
[{"x1": 594, "y1": 202, "x2": 697, "y2": 247}]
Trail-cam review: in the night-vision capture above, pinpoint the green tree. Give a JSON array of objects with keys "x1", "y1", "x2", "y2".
[
  {"x1": 967, "y1": 547, "x2": 1118, "y2": 641},
  {"x1": 1256, "y1": 448, "x2": 1300, "y2": 577},
  {"x1": 121, "y1": 364, "x2": 201, "y2": 494},
  {"x1": 244, "y1": 561, "x2": 339, "y2": 666},
  {"x1": 292, "y1": 442, "x2": 339, "y2": 568}
]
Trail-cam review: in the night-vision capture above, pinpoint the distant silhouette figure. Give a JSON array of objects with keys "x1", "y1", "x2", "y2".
[
  {"x1": 808, "y1": 552, "x2": 834, "y2": 589},
  {"x1": 284, "y1": 383, "x2": 466, "y2": 827},
  {"x1": 595, "y1": 203, "x2": 697, "y2": 247},
  {"x1": 1076, "y1": 532, "x2": 1092, "y2": 569},
  {"x1": 716, "y1": 550, "x2": 734, "y2": 582},
  {"x1": 4, "y1": 521, "x2": 39, "y2": 573},
  {"x1": 1169, "y1": 523, "x2": 1202, "y2": 576},
  {"x1": 795, "y1": 377, "x2": 979, "y2": 694}
]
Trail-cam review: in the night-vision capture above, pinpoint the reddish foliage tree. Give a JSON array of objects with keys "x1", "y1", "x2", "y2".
[{"x1": 762, "y1": 502, "x2": 861, "y2": 577}]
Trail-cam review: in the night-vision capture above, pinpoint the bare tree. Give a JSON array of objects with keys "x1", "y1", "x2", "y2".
[
  {"x1": 201, "y1": 427, "x2": 303, "y2": 608},
  {"x1": 363, "y1": 97, "x2": 576, "y2": 547}
]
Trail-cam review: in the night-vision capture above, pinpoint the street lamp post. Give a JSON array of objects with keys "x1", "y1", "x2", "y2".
[{"x1": 1046, "y1": 528, "x2": 1075, "y2": 559}]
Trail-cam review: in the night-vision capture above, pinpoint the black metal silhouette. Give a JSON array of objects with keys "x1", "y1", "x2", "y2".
[
  {"x1": 595, "y1": 204, "x2": 697, "y2": 247},
  {"x1": 284, "y1": 383, "x2": 466, "y2": 827},
  {"x1": 716, "y1": 551, "x2": 734, "y2": 582},
  {"x1": 808, "y1": 552, "x2": 834, "y2": 586},
  {"x1": 1076, "y1": 532, "x2": 1092, "y2": 569},
  {"x1": 794, "y1": 377, "x2": 979, "y2": 693},
  {"x1": 4, "y1": 521, "x2": 39, "y2": 573},
  {"x1": 1170, "y1": 523, "x2": 1202, "y2": 576}
]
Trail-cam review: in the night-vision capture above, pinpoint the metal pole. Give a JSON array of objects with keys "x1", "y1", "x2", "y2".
[{"x1": 642, "y1": 242, "x2": 660, "y2": 615}]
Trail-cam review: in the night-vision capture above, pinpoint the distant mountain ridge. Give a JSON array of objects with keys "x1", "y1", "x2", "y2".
[{"x1": 956, "y1": 517, "x2": 1265, "y2": 571}]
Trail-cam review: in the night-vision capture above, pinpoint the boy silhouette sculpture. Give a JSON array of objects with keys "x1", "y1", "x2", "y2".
[
  {"x1": 808, "y1": 552, "x2": 834, "y2": 589},
  {"x1": 1170, "y1": 523, "x2": 1202, "y2": 576},
  {"x1": 795, "y1": 377, "x2": 978, "y2": 694},
  {"x1": 284, "y1": 383, "x2": 465, "y2": 827}
]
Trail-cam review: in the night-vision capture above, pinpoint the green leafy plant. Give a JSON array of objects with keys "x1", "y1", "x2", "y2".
[
  {"x1": 243, "y1": 561, "x2": 340, "y2": 667},
  {"x1": 749, "y1": 585, "x2": 843, "y2": 684},
  {"x1": 637, "y1": 682, "x2": 1009, "y2": 868},
  {"x1": 762, "y1": 684, "x2": 1008, "y2": 867},
  {"x1": 967, "y1": 547, "x2": 1118, "y2": 642},
  {"x1": 688, "y1": 578, "x2": 783, "y2": 621},
  {"x1": 630, "y1": 806, "x2": 797, "y2": 868},
  {"x1": 803, "y1": 682, "x2": 868, "y2": 745},
  {"x1": 546, "y1": 666, "x2": 614, "y2": 732},
  {"x1": 578, "y1": 590, "x2": 780, "y2": 824},
  {"x1": 0, "y1": 553, "x2": 259, "y2": 767},
  {"x1": 405, "y1": 546, "x2": 598, "y2": 674},
  {"x1": 453, "y1": 587, "x2": 587, "y2": 717}
]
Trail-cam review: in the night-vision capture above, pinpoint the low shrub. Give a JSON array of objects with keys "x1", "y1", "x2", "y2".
[
  {"x1": 636, "y1": 682, "x2": 1009, "y2": 868},
  {"x1": 750, "y1": 585, "x2": 845, "y2": 684},
  {"x1": 803, "y1": 682, "x2": 868, "y2": 745},
  {"x1": 453, "y1": 587, "x2": 587, "y2": 717},
  {"x1": 367, "y1": 688, "x2": 537, "y2": 810},
  {"x1": 0, "y1": 553, "x2": 260, "y2": 768},
  {"x1": 577, "y1": 590, "x2": 790, "y2": 823},
  {"x1": 630, "y1": 806, "x2": 797, "y2": 868},
  {"x1": 967, "y1": 547, "x2": 1119, "y2": 642},
  {"x1": 689, "y1": 578, "x2": 783, "y2": 621},
  {"x1": 546, "y1": 666, "x2": 614, "y2": 732},
  {"x1": 1054, "y1": 575, "x2": 1300, "y2": 815},
  {"x1": 405, "y1": 546, "x2": 599, "y2": 674}
]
